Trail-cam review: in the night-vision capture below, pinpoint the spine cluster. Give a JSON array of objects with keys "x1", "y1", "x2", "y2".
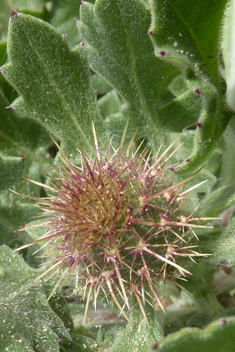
[{"x1": 22, "y1": 128, "x2": 210, "y2": 321}]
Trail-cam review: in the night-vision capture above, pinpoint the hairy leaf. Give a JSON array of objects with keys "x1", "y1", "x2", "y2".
[
  {"x1": 0, "y1": 156, "x2": 24, "y2": 190},
  {"x1": 2, "y1": 12, "x2": 105, "y2": 161},
  {"x1": 214, "y1": 216, "x2": 235, "y2": 264},
  {"x1": 0, "y1": 86, "x2": 51, "y2": 168},
  {"x1": 197, "y1": 183, "x2": 235, "y2": 217},
  {"x1": 222, "y1": 0, "x2": 235, "y2": 110},
  {"x1": 107, "y1": 304, "x2": 163, "y2": 352},
  {"x1": 61, "y1": 333, "x2": 101, "y2": 352},
  {"x1": 0, "y1": 1, "x2": 46, "y2": 41},
  {"x1": 50, "y1": 0, "x2": 83, "y2": 48},
  {"x1": 97, "y1": 90, "x2": 120, "y2": 119},
  {"x1": 150, "y1": 0, "x2": 231, "y2": 173},
  {"x1": 0, "y1": 0, "x2": 49, "y2": 65},
  {"x1": 0, "y1": 84, "x2": 54, "y2": 249},
  {"x1": 0, "y1": 245, "x2": 72, "y2": 352},
  {"x1": 156, "y1": 317, "x2": 235, "y2": 351},
  {"x1": 78, "y1": 0, "x2": 201, "y2": 143}
]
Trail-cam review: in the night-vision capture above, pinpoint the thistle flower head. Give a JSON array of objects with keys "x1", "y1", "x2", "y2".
[{"x1": 19, "y1": 126, "x2": 211, "y2": 322}]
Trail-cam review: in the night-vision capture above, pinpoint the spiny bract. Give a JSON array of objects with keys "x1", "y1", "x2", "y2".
[{"x1": 20, "y1": 126, "x2": 211, "y2": 322}]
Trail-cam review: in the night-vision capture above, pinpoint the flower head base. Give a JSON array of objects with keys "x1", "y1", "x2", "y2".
[{"x1": 19, "y1": 126, "x2": 212, "y2": 322}]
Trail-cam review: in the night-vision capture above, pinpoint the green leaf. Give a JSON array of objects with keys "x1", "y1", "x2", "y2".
[
  {"x1": 0, "y1": 156, "x2": 24, "y2": 190},
  {"x1": 107, "y1": 304, "x2": 163, "y2": 352},
  {"x1": 197, "y1": 183, "x2": 235, "y2": 217},
  {"x1": 156, "y1": 90, "x2": 201, "y2": 132},
  {"x1": 2, "y1": 12, "x2": 105, "y2": 160},
  {"x1": 0, "y1": 201, "x2": 39, "y2": 250},
  {"x1": 223, "y1": 0, "x2": 235, "y2": 110},
  {"x1": 0, "y1": 76, "x2": 69, "y2": 254},
  {"x1": 181, "y1": 258, "x2": 220, "y2": 296},
  {"x1": 156, "y1": 317, "x2": 235, "y2": 352},
  {"x1": 150, "y1": 0, "x2": 227, "y2": 84},
  {"x1": 97, "y1": 90, "x2": 121, "y2": 119},
  {"x1": 0, "y1": 245, "x2": 72, "y2": 352},
  {"x1": 0, "y1": 86, "x2": 51, "y2": 159},
  {"x1": 61, "y1": 333, "x2": 101, "y2": 352},
  {"x1": 0, "y1": 79, "x2": 55, "y2": 199},
  {"x1": 214, "y1": 216, "x2": 235, "y2": 264},
  {"x1": 150, "y1": 0, "x2": 231, "y2": 173},
  {"x1": 0, "y1": 85, "x2": 56, "y2": 248},
  {"x1": 79, "y1": 0, "x2": 198, "y2": 142},
  {"x1": 178, "y1": 167, "x2": 217, "y2": 194},
  {"x1": 78, "y1": 0, "x2": 230, "y2": 155},
  {"x1": 219, "y1": 118, "x2": 235, "y2": 186},
  {"x1": 0, "y1": 0, "x2": 49, "y2": 65},
  {"x1": 91, "y1": 73, "x2": 112, "y2": 96},
  {"x1": 50, "y1": 0, "x2": 83, "y2": 48},
  {"x1": 0, "y1": 0, "x2": 47, "y2": 42}
]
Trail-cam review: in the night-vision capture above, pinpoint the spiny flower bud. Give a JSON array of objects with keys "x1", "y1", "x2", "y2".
[{"x1": 18, "y1": 125, "x2": 212, "y2": 322}]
